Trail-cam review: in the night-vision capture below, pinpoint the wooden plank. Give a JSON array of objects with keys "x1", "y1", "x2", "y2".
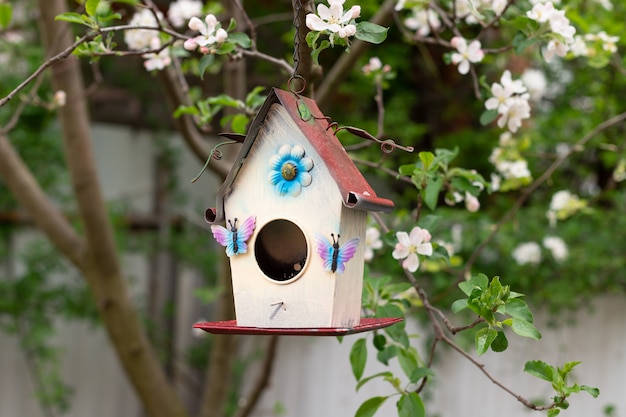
[{"x1": 193, "y1": 317, "x2": 403, "y2": 336}]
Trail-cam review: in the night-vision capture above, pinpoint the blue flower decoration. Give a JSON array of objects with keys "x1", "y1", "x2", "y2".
[{"x1": 268, "y1": 144, "x2": 314, "y2": 196}]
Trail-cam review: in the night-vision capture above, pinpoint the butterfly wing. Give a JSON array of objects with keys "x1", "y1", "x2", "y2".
[
  {"x1": 315, "y1": 233, "x2": 334, "y2": 272},
  {"x1": 233, "y1": 216, "x2": 256, "y2": 254},
  {"x1": 211, "y1": 224, "x2": 236, "y2": 257},
  {"x1": 335, "y1": 237, "x2": 360, "y2": 273}
]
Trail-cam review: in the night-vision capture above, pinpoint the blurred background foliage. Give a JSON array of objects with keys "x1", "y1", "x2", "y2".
[{"x1": 1, "y1": 0, "x2": 626, "y2": 413}]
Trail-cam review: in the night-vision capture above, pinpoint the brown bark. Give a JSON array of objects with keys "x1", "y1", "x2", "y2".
[{"x1": 25, "y1": 2, "x2": 190, "y2": 417}]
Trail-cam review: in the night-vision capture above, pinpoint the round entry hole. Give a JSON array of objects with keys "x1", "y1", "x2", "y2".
[{"x1": 254, "y1": 219, "x2": 308, "y2": 283}]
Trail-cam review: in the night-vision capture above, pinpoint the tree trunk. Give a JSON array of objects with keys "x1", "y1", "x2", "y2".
[{"x1": 31, "y1": 2, "x2": 189, "y2": 417}]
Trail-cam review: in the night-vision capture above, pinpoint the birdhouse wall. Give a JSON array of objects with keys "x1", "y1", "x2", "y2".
[{"x1": 222, "y1": 103, "x2": 367, "y2": 328}]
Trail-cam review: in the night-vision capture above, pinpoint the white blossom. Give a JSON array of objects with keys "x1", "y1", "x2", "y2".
[
  {"x1": 306, "y1": 0, "x2": 359, "y2": 40},
  {"x1": 53, "y1": 90, "x2": 66, "y2": 107},
  {"x1": 168, "y1": 0, "x2": 203, "y2": 28},
  {"x1": 496, "y1": 96, "x2": 531, "y2": 133},
  {"x1": 521, "y1": 68, "x2": 547, "y2": 102},
  {"x1": 404, "y1": 8, "x2": 441, "y2": 37},
  {"x1": 527, "y1": 2, "x2": 576, "y2": 63},
  {"x1": 464, "y1": 192, "x2": 480, "y2": 212},
  {"x1": 142, "y1": 37, "x2": 171, "y2": 71},
  {"x1": 543, "y1": 236, "x2": 568, "y2": 261},
  {"x1": 392, "y1": 226, "x2": 433, "y2": 273},
  {"x1": 364, "y1": 227, "x2": 383, "y2": 262},
  {"x1": 124, "y1": 8, "x2": 163, "y2": 51},
  {"x1": 450, "y1": 36, "x2": 484, "y2": 75},
  {"x1": 512, "y1": 242, "x2": 542, "y2": 265},
  {"x1": 184, "y1": 14, "x2": 228, "y2": 52}
]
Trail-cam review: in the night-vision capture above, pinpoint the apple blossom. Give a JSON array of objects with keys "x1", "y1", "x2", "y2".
[
  {"x1": 142, "y1": 37, "x2": 172, "y2": 71},
  {"x1": 184, "y1": 14, "x2": 228, "y2": 53},
  {"x1": 526, "y1": 2, "x2": 576, "y2": 63},
  {"x1": 543, "y1": 236, "x2": 568, "y2": 261},
  {"x1": 392, "y1": 226, "x2": 433, "y2": 273},
  {"x1": 168, "y1": 0, "x2": 203, "y2": 28},
  {"x1": 512, "y1": 242, "x2": 542, "y2": 265},
  {"x1": 450, "y1": 37, "x2": 484, "y2": 75},
  {"x1": 485, "y1": 70, "x2": 531, "y2": 133},
  {"x1": 52, "y1": 90, "x2": 66, "y2": 107},
  {"x1": 464, "y1": 192, "x2": 480, "y2": 212},
  {"x1": 497, "y1": 97, "x2": 531, "y2": 133},
  {"x1": 305, "y1": 0, "x2": 360, "y2": 41},
  {"x1": 364, "y1": 227, "x2": 383, "y2": 262},
  {"x1": 124, "y1": 9, "x2": 164, "y2": 51},
  {"x1": 521, "y1": 68, "x2": 547, "y2": 102},
  {"x1": 404, "y1": 8, "x2": 441, "y2": 37}
]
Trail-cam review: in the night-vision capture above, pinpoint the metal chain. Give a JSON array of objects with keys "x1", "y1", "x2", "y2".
[{"x1": 292, "y1": 0, "x2": 302, "y2": 79}]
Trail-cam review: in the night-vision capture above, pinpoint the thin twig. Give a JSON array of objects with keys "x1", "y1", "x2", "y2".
[
  {"x1": 234, "y1": 336, "x2": 280, "y2": 417},
  {"x1": 0, "y1": 32, "x2": 94, "y2": 107}
]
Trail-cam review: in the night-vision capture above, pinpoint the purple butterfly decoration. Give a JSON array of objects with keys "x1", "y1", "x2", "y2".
[
  {"x1": 211, "y1": 216, "x2": 256, "y2": 257},
  {"x1": 316, "y1": 233, "x2": 360, "y2": 273}
]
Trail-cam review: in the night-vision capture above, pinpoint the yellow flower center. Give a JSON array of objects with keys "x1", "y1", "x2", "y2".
[{"x1": 281, "y1": 162, "x2": 298, "y2": 181}]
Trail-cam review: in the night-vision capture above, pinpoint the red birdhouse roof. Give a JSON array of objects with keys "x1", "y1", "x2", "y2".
[{"x1": 206, "y1": 88, "x2": 394, "y2": 223}]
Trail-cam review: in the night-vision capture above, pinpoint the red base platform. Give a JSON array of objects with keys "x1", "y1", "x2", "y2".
[{"x1": 193, "y1": 317, "x2": 403, "y2": 336}]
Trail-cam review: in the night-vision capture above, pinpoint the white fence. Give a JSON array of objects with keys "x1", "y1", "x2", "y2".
[{"x1": 1, "y1": 124, "x2": 623, "y2": 417}]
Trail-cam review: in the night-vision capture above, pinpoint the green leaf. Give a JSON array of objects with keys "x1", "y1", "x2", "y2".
[
  {"x1": 173, "y1": 105, "x2": 199, "y2": 118},
  {"x1": 355, "y1": 21, "x2": 388, "y2": 44},
  {"x1": 423, "y1": 175, "x2": 443, "y2": 211},
  {"x1": 355, "y1": 372, "x2": 393, "y2": 392},
  {"x1": 397, "y1": 349, "x2": 418, "y2": 379},
  {"x1": 560, "y1": 361, "x2": 581, "y2": 375},
  {"x1": 512, "y1": 31, "x2": 540, "y2": 55},
  {"x1": 228, "y1": 32, "x2": 251, "y2": 48},
  {"x1": 398, "y1": 164, "x2": 416, "y2": 176},
  {"x1": 397, "y1": 393, "x2": 425, "y2": 417},
  {"x1": 350, "y1": 338, "x2": 367, "y2": 381},
  {"x1": 580, "y1": 385, "x2": 600, "y2": 398},
  {"x1": 355, "y1": 396, "x2": 388, "y2": 417},
  {"x1": 503, "y1": 298, "x2": 533, "y2": 322},
  {"x1": 409, "y1": 367, "x2": 435, "y2": 383},
  {"x1": 524, "y1": 360, "x2": 555, "y2": 382},
  {"x1": 311, "y1": 39, "x2": 330, "y2": 66},
  {"x1": 479, "y1": 109, "x2": 499, "y2": 125},
  {"x1": 475, "y1": 327, "x2": 498, "y2": 356},
  {"x1": 244, "y1": 86, "x2": 267, "y2": 108},
  {"x1": 198, "y1": 54, "x2": 215, "y2": 80},
  {"x1": 547, "y1": 408, "x2": 561, "y2": 417},
  {"x1": 373, "y1": 334, "x2": 386, "y2": 351},
  {"x1": 55, "y1": 12, "x2": 89, "y2": 25},
  {"x1": 451, "y1": 298, "x2": 468, "y2": 313},
  {"x1": 0, "y1": 3, "x2": 13, "y2": 29},
  {"x1": 226, "y1": 113, "x2": 249, "y2": 134},
  {"x1": 511, "y1": 318, "x2": 541, "y2": 340},
  {"x1": 305, "y1": 30, "x2": 320, "y2": 49},
  {"x1": 86, "y1": 0, "x2": 100, "y2": 17},
  {"x1": 215, "y1": 42, "x2": 236, "y2": 55},
  {"x1": 490, "y1": 331, "x2": 509, "y2": 352},
  {"x1": 418, "y1": 151, "x2": 435, "y2": 170},
  {"x1": 227, "y1": 17, "x2": 236, "y2": 31},
  {"x1": 459, "y1": 273, "x2": 488, "y2": 296},
  {"x1": 376, "y1": 345, "x2": 397, "y2": 366}
]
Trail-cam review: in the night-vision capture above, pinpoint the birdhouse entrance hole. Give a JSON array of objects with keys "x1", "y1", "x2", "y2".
[{"x1": 254, "y1": 219, "x2": 308, "y2": 283}]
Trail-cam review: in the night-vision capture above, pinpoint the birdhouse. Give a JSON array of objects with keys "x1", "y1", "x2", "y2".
[{"x1": 200, "y1": 88, "x2": 401, "y2": 334}]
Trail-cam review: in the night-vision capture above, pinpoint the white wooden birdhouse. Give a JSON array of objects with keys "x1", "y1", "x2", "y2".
[{"x1": 203, "y1": 88, "x2": 396, "y2": 332}]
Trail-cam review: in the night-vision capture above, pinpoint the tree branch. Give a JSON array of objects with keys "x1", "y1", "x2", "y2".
[
  {"x1": 234, "y1": 335, "x2": 280, "y2": 417},
  {"x1": 36, "y1": 2, "x2": 189, "y2": 417},
  {"x1": 0, "y1": 135, "x2": 86, "y2": 266}
]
